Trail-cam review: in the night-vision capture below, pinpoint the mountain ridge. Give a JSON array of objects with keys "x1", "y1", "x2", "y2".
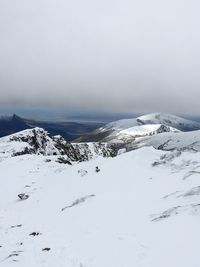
[{"x1": 76, "y1": 112, "x2": 200, "y2": 143}]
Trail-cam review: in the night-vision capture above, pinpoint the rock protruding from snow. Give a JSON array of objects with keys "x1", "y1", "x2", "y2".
[{"x1": 0, "y1": 127, "x2": 117, "y2": 162}]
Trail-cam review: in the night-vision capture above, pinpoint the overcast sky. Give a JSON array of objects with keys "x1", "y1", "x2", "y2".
[{"x1": 0, "y1": 0, "x2": 200, "y2": 115}]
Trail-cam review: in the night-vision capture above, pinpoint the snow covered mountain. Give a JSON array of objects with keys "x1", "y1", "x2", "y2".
[
  {"x1": 0, "y1": 127, "x2": 117, "y2": 162},
  {"x1": 1, "y1": 142, "x2": 200, "y2": 266},
  {"x1": 105, "y1": 113, "x2": 200, "y2": 132},
  {"x1": 77, "y1": 113, "x2": 200, "y2": 143},
  {"x1": 0, "y1": 114, "x2": 30, "y2": 137},
  {"x1": 1, "y1": 117, "x2": 200, "y2": 266}
]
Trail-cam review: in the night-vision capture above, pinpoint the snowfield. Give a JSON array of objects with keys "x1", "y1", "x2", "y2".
[{"x1": 1, "y1": 144, "x2": 200, "y2": 266}]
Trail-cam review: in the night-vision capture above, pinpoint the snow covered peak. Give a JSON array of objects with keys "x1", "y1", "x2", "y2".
[
  {"x1": 0, "y1": 127, "x2": 60, "y2": 157},
  {"x1": 0, "y1": 127, "x2": 117, "y2": 162},
  {"x1": 104, "y1": 112, "x2": 200, "y2": 132},
  {"x1": 136, "y1": 113, "x2": 200, "y2": 131}
]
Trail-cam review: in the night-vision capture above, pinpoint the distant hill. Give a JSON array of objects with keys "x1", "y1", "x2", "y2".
[
  {"x1": 0, "y1": 114, "x2": 30, "y2": 137},
  {"x1": 0, "y1": 114, "x2": 105, "y2": 141},
  {"x1": 76, "y1": 113, "x2": 200, "y2": 143},
  {"x1": 25, "y1": 119, "x2": 105, "y2": 141}
]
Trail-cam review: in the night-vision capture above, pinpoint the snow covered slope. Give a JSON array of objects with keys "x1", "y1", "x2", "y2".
[
  {"x1": 137, "y1": 129, "x2": 200, "y2": 152},
  {"x1": 0, "y1": 127, "x2": 117, "y2": 162},
  {"x1": 105, "y1": 113, "x2": 200, "y2": 132},
  {"x1": 1, "y1": 147, "x2": 200, "y2": 266},
  {"x1": 77, "y1": 113, "x2": 200, "y2": 143},
  {"x1": 112, "y1": 124, "x2": 179, "y2": 143}
]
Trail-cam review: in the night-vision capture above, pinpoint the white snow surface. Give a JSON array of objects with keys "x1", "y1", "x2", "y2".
[
  {"x1": 136, "y1": 130, "x2": 200, "y2": 151},
  {"x1": 1, "y1": 145, "x2": 200, "y2": 266},
  {"x1": 103, "y1": 112, "x2": 200, "y2": 131},
  {"x1": 119, "y1": 124, "x2": 178, "y2": 137}
]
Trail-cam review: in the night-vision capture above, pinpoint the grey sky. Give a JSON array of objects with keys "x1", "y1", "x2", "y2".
[{"x1": 0, "y1": 0, "x2": 200, "y2": 114}]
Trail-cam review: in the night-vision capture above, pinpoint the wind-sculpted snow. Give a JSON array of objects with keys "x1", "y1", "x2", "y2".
[{"x1": 1, "y1": 145, "x2": 200, "y2": 266}]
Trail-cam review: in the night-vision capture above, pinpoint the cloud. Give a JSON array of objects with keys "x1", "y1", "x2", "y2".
[{"x1": 0, "y1": 0, "x2": 200, "y2": 114}]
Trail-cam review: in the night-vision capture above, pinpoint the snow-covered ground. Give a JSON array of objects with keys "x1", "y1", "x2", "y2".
[{"x1": 1, "y1": 145, "x2": 200, "y2": 266}]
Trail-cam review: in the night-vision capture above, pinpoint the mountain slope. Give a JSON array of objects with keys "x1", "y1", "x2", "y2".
[
  {"x1": 0, "y1": 127, "x2": 117, "y2": 162},
  {"x1": 105, "y1": 113, "x2": 200, "y2": 132},
  {"x1": 0, "y1": 114, "x2": 30, "y2": 137},
  {"x1": 77, "y1": 113, "x2": 200, "y2": 143},
  {"x1": 135, "y1": 129, "x2": 200, "y2": 152},
  {"x1": 0, "y1": 146, "x2": 200, "y2": 266}
]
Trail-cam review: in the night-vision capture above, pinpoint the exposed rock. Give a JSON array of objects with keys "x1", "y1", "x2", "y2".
[
  {"x1": 18, "y1": 193, "x2": 29, "y2": 200},
  {"x1": 61, "y1": 194, "x2": 95, "y2": 211},
  {"x1": 42, "y1": 248, "x2": 51, "y2": 251},
  {"x1": 4, "y1": 128, "x2": 118, "y2": 162},
  {"x1": 29, "y1": 232, "x2": 41, "y2": 236}
]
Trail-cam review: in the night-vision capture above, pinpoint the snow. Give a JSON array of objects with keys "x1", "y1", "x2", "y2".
[
  {"x1": 104, "y1": 112, "x2": 200, "y2": 131},
  {"x1": 0, "y1": 127, "x2": 116, "y2": 161},
  {"x1": 140, "y1": 129, "x2": 200, "y2": 151},
  {"x1": 97, "y1": 113, "x2": 200, "y2": 143},
  {"x1": 119, "y1": 124, "x2": 178, "y2": 136},
  {"x1": 1, "y1": 144, "x2": 200, "y2": 266}
]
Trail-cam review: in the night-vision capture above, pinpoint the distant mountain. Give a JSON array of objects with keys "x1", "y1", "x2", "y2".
[
  {"x1": 77, "y1": 113, "x2": 200, "y2": 143},
  {"x1": 0, "y1": 114, "x2": 105, "y2": 141},
  {"x1": 0, "y1": 114, "x2": 30, "y2": 137},
  {"x1": 26, "y1": 119, "x2": 104, "y2": 141}
]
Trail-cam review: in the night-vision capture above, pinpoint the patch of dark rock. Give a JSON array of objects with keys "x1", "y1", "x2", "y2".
[
  {"x1": 12, "y1": 147, "x2": 35, "y2": 157},
  {"x1": 29, "y1": 232, "x2": 41, "y2": 236},
  {"x1": 42, "y1": 248, "x2": 51, "y2": 251},
  {"x1": 16, "y1": 242, "x2": 23, "y2": 246},
  {"x1": 11, "y1": 224, "x2": 22, "y2": 228},
  {"x1": 5, "y1": 253, "x2": 19, "y2": 260},
  {"x1": 45, "y1": 159, "x2": 51, "y2": 162},
  {"x1": 95, "y1": 166, "x2": 100, "y2": 172},
  {"x1": 152, "y1": 161, "x2": 164, "y2": 167},
  {"x1": 56, "y1": 157, "x2": 72, "y2": 165},
  {"x1": 157, "y1": 140, "x2": 172, "y2": 150},
  {"x1": 61, "y1": 194, "x2": 95, "y2": 211},
  {"x1": 18, "y1": 193, "x2": 29, "y2": 200}
]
